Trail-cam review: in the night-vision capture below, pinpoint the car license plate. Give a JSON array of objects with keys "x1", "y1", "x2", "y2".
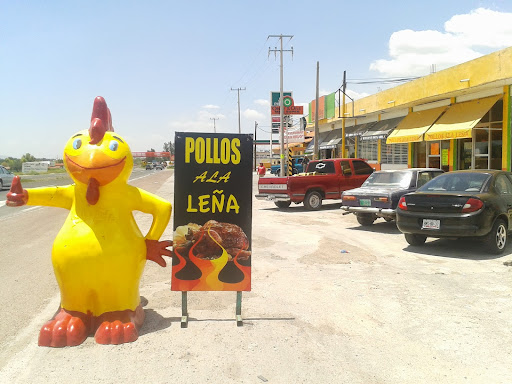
[
  {"x1": 360, "y1": 199, "x2": 371, "y2": 207},
  {"x1": 422, "y1": 219, "x2": 440, "y2": 230}
]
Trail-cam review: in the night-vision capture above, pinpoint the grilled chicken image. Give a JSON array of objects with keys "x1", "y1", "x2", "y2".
[{"x1": 175, "y1": 220, "x2": 250, "y2": 261}]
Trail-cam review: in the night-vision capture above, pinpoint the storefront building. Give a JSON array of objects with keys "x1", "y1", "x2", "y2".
[{"x1": 310, "y1": 47, "x2": 512, "y2": 171}]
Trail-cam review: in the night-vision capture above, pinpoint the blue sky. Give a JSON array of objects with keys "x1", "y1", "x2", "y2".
[{"x1": 2, "y1": 0, "x2": 512, "y2": 158}]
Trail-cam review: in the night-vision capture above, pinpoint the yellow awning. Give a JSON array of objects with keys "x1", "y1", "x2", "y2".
[
  {"x1": 424, "y1": 95, "x2": 502, "y2": 141},
  {"x1": 386, "y1": 106, "x2": 447, "y2": 144}
]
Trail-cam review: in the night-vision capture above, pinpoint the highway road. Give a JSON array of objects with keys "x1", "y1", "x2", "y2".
[
  {"x1": 0, "y1": 167, "x2": 157, "y2": 219},
  {"x1": 0, "y1": 169, "x2": 511, "y2": 383}
]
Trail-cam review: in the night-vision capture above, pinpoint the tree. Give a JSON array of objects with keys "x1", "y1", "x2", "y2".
[
  {"x1": 163, "y1": 141, "x2": 174, "y2": 156},
  {"x1": 2, "y1": 157, "x2": 22, "y2": 172},
  {"x1": 21, "y1": 153, "x2": 36, "y2": 163}
]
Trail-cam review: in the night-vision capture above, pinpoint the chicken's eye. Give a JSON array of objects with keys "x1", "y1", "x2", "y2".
[
  {"x1": 109, "y1": 140, "x2": 119, "y2": 151},
  {"x1": 73, "y1": 138, "x2": 82, "y2": 150}
]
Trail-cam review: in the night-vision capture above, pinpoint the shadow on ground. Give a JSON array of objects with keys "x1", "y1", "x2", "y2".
[
  {"x1": 260, "y1": 202, "x2": 343, "y2": 213},
  {"x1": 402, "y1": 237, "x2": 512, "y2": 260}
]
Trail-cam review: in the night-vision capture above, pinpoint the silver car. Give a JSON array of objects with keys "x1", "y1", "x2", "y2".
[{"x1": 0, "y1": 165, "x2": 14, "y2": 190}]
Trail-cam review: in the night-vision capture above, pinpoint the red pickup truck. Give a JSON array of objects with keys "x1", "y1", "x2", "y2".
[{"x1": 256, "y1": 158, "x2": 374, "y2": 210}]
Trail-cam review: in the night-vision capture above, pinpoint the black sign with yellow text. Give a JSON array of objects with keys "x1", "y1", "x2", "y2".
[{"x1": 172, "y1": 132, "x2": 253, "y2": 291}]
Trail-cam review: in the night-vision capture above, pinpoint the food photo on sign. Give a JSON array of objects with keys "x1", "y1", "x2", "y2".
[{"x1": 172, "y1": 132, "x2": 253, "y2": 292}]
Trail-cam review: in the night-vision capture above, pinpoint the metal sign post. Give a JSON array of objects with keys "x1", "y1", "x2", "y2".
[
  {"x1": 236, "y1": 291, "x2": 243, "y2": 326},
  {"x1": 181, "y1": 291, "x2": 188, "y2": 328}
]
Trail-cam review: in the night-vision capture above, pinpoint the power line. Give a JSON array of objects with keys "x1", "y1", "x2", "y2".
[
  {"x1": 209, "y1": 117, "x2": 219, "y2": 133},
  {"x1": 230, "y1": 87, "x2": 246, "y2": 134},
  {"x1": 347, "y1": 76, "x2": 421, "y2": 85}
]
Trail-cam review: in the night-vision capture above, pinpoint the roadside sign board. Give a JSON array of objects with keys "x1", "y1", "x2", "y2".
[
  {"x1": 271, "y1": 91, "x2": 292, "y2": 107},
  {"x1": 172, "y1": 132, "x2": 253, "y2": 291},
  {"x1": 271, "y1": 105, "x2": 304, "y2": 115},
  {"x1": 286, "y1": 131, "x2": 305, "y2": 142}
]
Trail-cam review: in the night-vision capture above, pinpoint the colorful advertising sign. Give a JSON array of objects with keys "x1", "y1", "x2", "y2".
[
  {"x1": 172, "y1": 132, "x2": 253, "y2": 291},
  {"x1": 271, "y1": 92, "x2": 303, "y2": 115},
  {"x1": 271, "y1": 105, "x2": 304, "y2": 115},
  {"x1": 271, "y1": 91, "x2": 292, "y2": 107}
]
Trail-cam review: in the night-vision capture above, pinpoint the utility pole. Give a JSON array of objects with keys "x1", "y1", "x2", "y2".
[
  {"x1": 269, "y1": 34, "x2": 293, "y2": 177},
  {"x1": 254, "y1": 121, "x2": 258, "y2": 171},
  {"x1": 210, "y1": 117, "x2": 219, "y2": 133},
  {"x1": 341, "y1": 70, "x2": 346, "y2": 158},
  {"x1": 314, "y1": 61, "x2": 319, "y2": 160},
  {"x1": 231, "y1": 87, "x2": 246, "y2": 133}
]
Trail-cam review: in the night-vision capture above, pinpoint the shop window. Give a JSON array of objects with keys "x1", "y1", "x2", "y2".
[
  {"x1": 491, "y1": 129, "x2": 502, "y2": 170},
  {"x1": 440, "y1": 141, "x2": 450, "y2": 172},
  {"x1": 414, "y1": 142, "x2": 427, "y2": 168},
  {"x1": 346, "y1": 137, "x2": 356, "y2": 158},
  {"x1": 474, "y1": 127, "x2": 502, "y2": 170},
  {"x1": 472, "y1": 98, "x2": 503, "y2": 170},
  {"x1": 427, "y1": 141, "x2": 441, "y2": 169},
  {"x1": 479, "y1": 99, "x2": 503, "y2": 124},
  {"x1": 381, "y1": 143, "x2": 408, "y2": 164},
  {"x1": 458, "y1": 139, "x2": 472, "y2": 170},
  {"x1": 359, "y1": 140, "x2": 378, "y2": 162}
]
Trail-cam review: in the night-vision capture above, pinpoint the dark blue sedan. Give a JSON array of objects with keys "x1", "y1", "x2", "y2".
[{"x1": 396, "y1": 170, "x2": 512, "y2": 254}]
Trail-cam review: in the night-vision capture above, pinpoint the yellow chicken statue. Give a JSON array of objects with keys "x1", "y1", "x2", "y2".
[{"x1": 7, "y1": 96, "x2": 172, "y2": 347}]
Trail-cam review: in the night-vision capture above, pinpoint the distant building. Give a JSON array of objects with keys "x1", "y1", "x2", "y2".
[{"x1": 22, "y1": 161, "x2": 50, "y2": 173}]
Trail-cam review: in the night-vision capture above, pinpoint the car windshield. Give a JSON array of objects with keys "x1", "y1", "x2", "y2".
[
  {"x1": 418, "y1": 172, "x2": 490, "y2": 193},
  {"x1": 362, "y1": 171, "x2": 412, "y2": 189}
]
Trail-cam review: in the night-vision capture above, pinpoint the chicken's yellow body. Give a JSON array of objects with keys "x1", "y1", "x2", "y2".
[
  {"x1": 25, "y1": 127, "x2": 171, "y2": 316},
  {"x1": 9, "y1": 97, "x2": 172, "y2": 346}
]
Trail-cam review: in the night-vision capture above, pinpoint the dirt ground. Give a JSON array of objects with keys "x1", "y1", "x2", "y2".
[{"x1": 0, "y1": 170, "x2": 511, "y2": 384}]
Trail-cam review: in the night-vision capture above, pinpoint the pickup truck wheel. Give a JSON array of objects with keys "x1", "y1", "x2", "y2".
[
  {"x1": 404, "y1": 233, "x2": 427, "y2": 246},
  {"x1": 356, "y1": 213, "x2": 375, "y2": 226},
  {"x1": 274, "y1": 201, "x2": 291, "y2": 209},
  {"x1": 304, "y1": 191, "x2": 322, "y2": 210}
]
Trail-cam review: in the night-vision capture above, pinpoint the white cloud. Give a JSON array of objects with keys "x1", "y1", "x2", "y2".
[
  {"x1": 370, "y1": 8, "x2": 512, "y2": 77},
  {"x1": 202, "y1": 104, "x2": 220, "y2": 109},
  {"x1": 445, "y1": 8, "x2": 512, "y2": 48},
  {"x1": 254, "y1": 99, "x2": 269, "y2": 107},
  {"x1": 242, "y1": 108, "x2": 265, "y2": 120},
  {"x1": 346, "y1": 90, "x2": 369, "y2": 100},
  {"x1": 168, "y1": 110, "x2": 227, "y2": 134}
]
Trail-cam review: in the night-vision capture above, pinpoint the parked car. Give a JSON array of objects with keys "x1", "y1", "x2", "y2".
[
  {"x1": 341, "y1": 168, "x2": 444, "y2": 225},
  {"x1": 145, "y1": 163, "x2": 154, "y2": 170},
  {"x1": 270, "y1": 157, "x2": 304, "y2": 175},
  {"x1": 256, "y1": 158, "x2": 373, "y2": 210},
  {"x1": 0, "y1": 165, "x2": 15, "y2": 190},
  {"x1": 396, "y1": 170, "x2": 512, "y2": 254}
]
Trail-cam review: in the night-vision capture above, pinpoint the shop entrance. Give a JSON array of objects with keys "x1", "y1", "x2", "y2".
[
  {"x1": 474, "y1": 128, "x2": 502, "y2": 169},
  {"x1": 426, "y1": 141, "x2": 450, "y2": 172}
]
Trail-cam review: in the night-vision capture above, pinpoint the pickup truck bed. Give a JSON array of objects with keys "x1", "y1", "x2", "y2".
[{"x1": 256, "y1": 158, "x2": 374, "y2": 210}]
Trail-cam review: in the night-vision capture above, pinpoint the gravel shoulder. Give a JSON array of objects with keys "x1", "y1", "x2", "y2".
[{"x1": 1, "y1": 170, "x2": 511, "y2": 384}]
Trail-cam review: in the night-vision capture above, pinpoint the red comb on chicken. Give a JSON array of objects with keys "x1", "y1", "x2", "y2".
[{"x1": 89, "y1": 96, "x2": 113, "y2": 144}]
